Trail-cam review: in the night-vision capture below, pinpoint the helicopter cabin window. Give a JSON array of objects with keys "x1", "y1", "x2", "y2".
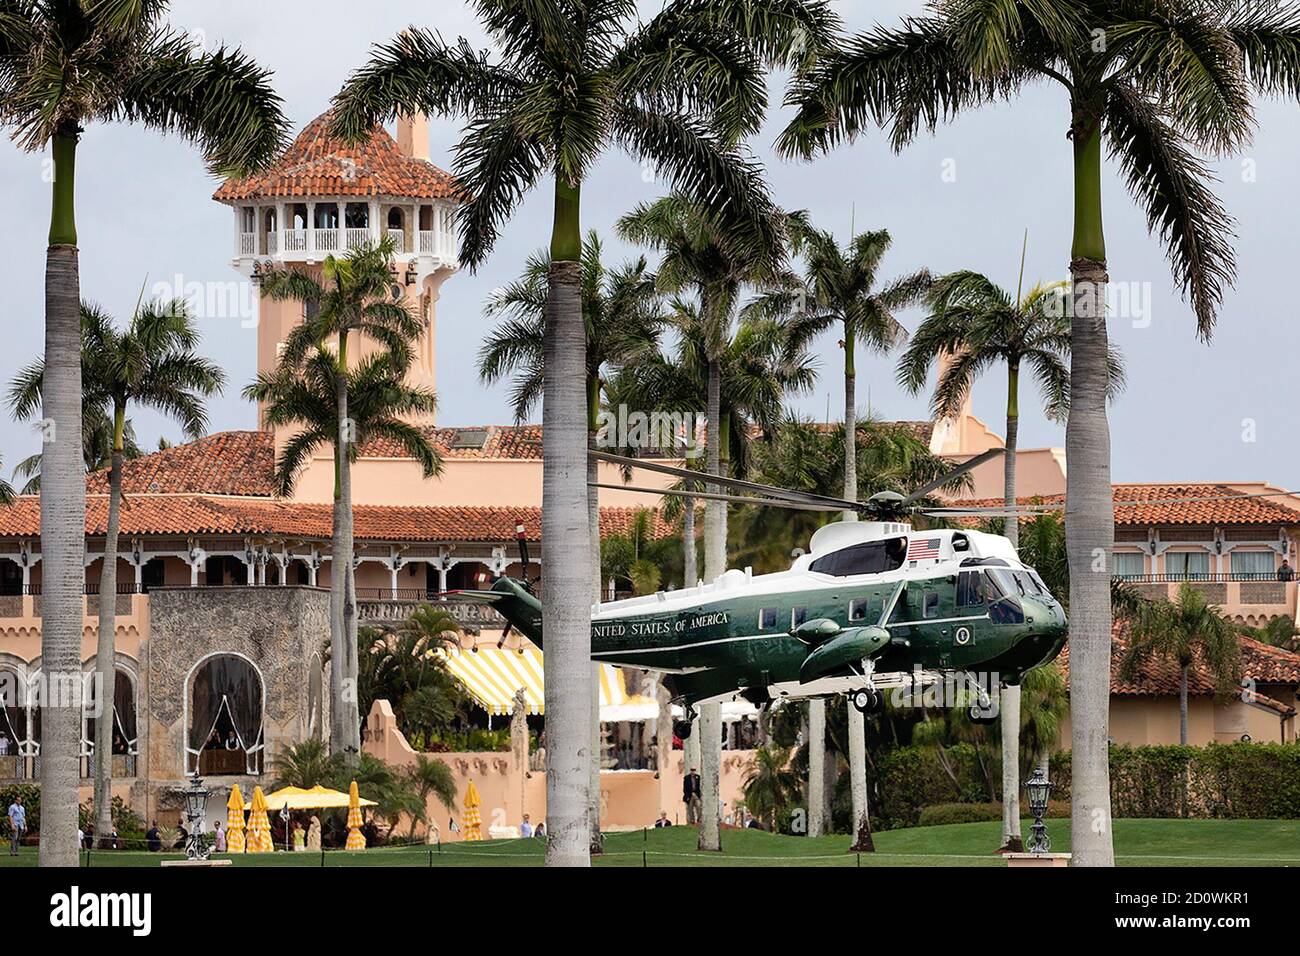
[
  {"x1": 849, "y1": 597, "x2": 869, "y2": 622},
  {"x1": 923, "y1": 591, "x2": 940, "y2": 618},
  {"x1": 791, "y1": 606, "x2": 808, "y2": 630},
  {"x1": 808, "y1": 537, "x2": 907, "y2": 577},
  {"x1": 758, "y1": 607, "x2": 778, "y2": 630},
  {"x1": 957, "y1": 571, "x2": 985, "y2": 607},
  {"x1": 984, "y1": 569, "x2": 1026, "y2": 625}
]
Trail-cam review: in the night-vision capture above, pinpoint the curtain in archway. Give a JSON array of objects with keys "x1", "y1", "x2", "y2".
[
  {"x1": 0, "y1": 668, "x2": 25, "y2": 754},
  {"x1": 188, "y1": 656, "x2": 264, "y2": 773}
]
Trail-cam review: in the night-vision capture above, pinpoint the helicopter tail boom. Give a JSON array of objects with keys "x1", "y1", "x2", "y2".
[{"x1": 443, "y1": 577, "x2": 544, "y2": 646}]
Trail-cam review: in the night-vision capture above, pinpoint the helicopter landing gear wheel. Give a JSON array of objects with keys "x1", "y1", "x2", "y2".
[
  {"x1": 968, "y1": 705, "x2": 998, "y2": 726},
  {"x1": 851, "y1": 688, "x2": 882, "y2": 714},
  {"x1": 672, "y1": 719, "x2": 693, "y2": 740}
]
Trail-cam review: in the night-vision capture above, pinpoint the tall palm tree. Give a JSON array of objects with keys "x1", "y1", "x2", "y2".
[
  {"x1": 747, "y1": 221, "x2": 928, "y2": 843},
  {"x1": 244, "y1": 348, "x2": 442, "y2": 759},
  {"x1": 600, "y1": 508, "x2": 681, "y2": 597},
  {"x1": 479, "y1": 231, "x2": 662, "y2": 851},
  {"x1": 355, "y1": 605, "x2": 468, "y2": 741},
  {"x1": 898, "y1": 270, "x2": 1098, "y2": 851},
  {"x1": 1119, "y1": 582, "x2": 1242, "y2": 745},
  {"x1": 257, "y1": 238, "x2": 426, "y2": 765},
  {"x1": 614, "y1": 282, "x2": 817, "y2": 851},
  {"x1": 332, "y1": 0, "x2": 835, "y2": 868},
  {"x1": 781, "y1": 0, "x2": 1300, "y2": 866},
  {"x1": 0, "y1": 0, "x2": 286, "y2": 866},
  {"x1": 9, "y1": 297, "x2": 223, "y2": 846}
]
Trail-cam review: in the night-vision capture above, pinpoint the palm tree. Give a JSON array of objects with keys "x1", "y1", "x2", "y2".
[
  {"x1": 355, "y1": 606, "x2": 467, "y2": 741},
  {"x1": 782, "y1": 0, "x2": 1300, "y2": 866},
  {"x1": 0, "y1": 0, "x2": 286, "y2": 866},
  {"x1": 332, "y1": 0, "x2": 835, "y2": 868},
  {"x1": 404, "y1": 753, "x2": 458, "y2": 840},
  {"x1": 748, "y1": 221, "x2": 927, "y2": 844},
  {"x1": 244, "y1": 348, "x2": 442, "y2": 759},
  {"x1": 898, "y1": 270, "x2": 1085, "y2": 852},
  {"x1": 12, "y1": 407, "x2": 146, "y2": 494},
  {"x1": 9, "y1": 297, "x2": 223, "y2": 846},
  {"x1": 600, "y1": 508, "x2": 681, "y2": 597},
  {"x1": 272, "y1": 739, "x2": 340, "y2": 790},
  {"x1": 741, "y1": 744, "x2": 800, "y2": 831},
  {"x1": 479, "y1": 234, "x2": 663, "y2": 853},
  {"x1": 1242, "y1": 615, "x2": 1300, "y2": 653},
  {"x1": 257, "y1": 238, "x2": 428, "y2": 766},
  {"x1": 1120, "y1": 582, "x2": 1242, "y2": 745},
  {"x1": 1019, "y1": 663, "x2": 1068, "y2": 779}
]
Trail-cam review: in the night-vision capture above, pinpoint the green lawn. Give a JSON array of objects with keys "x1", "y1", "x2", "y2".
[{"x1": 5, "y1": 818, "x2": 1298, "y2": 867}]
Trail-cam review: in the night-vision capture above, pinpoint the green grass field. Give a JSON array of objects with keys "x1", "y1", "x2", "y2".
[{"x1": 5, "y1": 818, "x2": 1299, "y2": 867}]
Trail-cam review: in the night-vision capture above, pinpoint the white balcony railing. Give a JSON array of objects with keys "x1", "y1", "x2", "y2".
[
  {"x1": 385, "y1": 230, "x2": 404, "y2": 253},
  {"x1": 418, "y1": 230, "x2": 435, "y2": 254},
  {"x1": 283, "y1": 229, "x2": 308, "y2": 252},
  {"x1": 344, "y1": 227, "x2": 370, "y2": 251},
  {"x1": 238, "y1": 232, "x2": 256, "y2": 256},
  {"x1": 314, "y1": 228, "x2": 340, "y2": 252}
]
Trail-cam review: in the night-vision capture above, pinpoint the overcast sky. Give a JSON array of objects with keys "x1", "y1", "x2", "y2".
[{"x1": 2, "y1": 0, "x2": 1296, "y2": 487}]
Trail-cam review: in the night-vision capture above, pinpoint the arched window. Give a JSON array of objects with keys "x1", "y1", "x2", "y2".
[
  {"x1": 306, "y1": 655, "x2": 323, "y2": 741},
  {"x1": 187, "y1": 654, "x2": 264, "y2": 775},
  {"x1": 83, "y1": 667, "x2": 138, "y2": 756},
  {"x1": 0, "y1": 666, "x2": 27, "y2": 768}
]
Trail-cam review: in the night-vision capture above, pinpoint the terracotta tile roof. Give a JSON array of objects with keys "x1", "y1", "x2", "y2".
[
  {"x1": 1058, "y1": 620, "x2": 1300, "y2": 712},
  {"x1": 359, "y1": 425, "x2": 544, "y2": 460},
  {"x1": 953, "y1": 483, "x2": 1300, "y2": 526},
  {"x1": 0, "y1": 495, "x2": 675, "y2": 544},
  {"x1": 213, "y1": 112, "x2": 459, "y2": 203},
  {"x1": 85, "y1": 432, "x2": 277, "y2": 497}
]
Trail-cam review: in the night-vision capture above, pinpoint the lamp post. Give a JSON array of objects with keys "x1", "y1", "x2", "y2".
[
  {"x1": 182, "y1": 774, "x2": 212, "y2": 861},
  {"x1": 1024, "y1": 767, "x2": 1054, "y2": 854}
]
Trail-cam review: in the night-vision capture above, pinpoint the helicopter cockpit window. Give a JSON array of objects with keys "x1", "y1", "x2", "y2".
[
  {"x1": 809, "y1": 537, "x2": 908, "y2": 577},
  {"x1": 985, "y1": 569, "x2": 1026, "y2": 625}
]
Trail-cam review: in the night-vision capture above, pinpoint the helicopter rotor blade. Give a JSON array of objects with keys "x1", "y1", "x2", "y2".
[
  {"x1": 899, "y1": 448, "x2": 1006, "y2": 508},
  {"x1": 589, "y1": 482, "x2": 844, "y2": 513},
  {"x1": 589, "y1": 450, "x2": 863, "y2": 512}
]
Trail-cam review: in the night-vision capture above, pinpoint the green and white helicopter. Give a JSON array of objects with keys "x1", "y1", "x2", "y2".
[{"x1": 453, "y1": 447, "x2": 1068, "y2": 732}]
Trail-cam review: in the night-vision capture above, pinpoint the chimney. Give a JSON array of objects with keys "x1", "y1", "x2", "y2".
[{"x1": 396, "y1": 113, "x2": 430, "y2": 162}]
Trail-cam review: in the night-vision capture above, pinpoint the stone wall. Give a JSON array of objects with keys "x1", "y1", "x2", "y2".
[{"x1": 141, "y1": 586, "x2": 330, "y2": 812}]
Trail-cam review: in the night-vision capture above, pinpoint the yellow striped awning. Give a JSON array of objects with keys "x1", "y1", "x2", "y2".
[{"x1": 444, "y1": 647, "x2": 628, "y2": 716}]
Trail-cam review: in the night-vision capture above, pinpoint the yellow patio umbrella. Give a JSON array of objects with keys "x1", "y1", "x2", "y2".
[
  {"x1": 246, "y1": 785, "x2": 274, "y2": 853},
  {"x1": 462, "y1": 780, "x2": 482, "y2": 841},
  {"x1": 264, "y1": 784, "x2": 378, "y2": 812},
  {"x1": 345, "y1": 779, "x2": 366, "y2": 850},
  {"x1": 225, "y1": 784, "x2": 246, "y2": 854}
]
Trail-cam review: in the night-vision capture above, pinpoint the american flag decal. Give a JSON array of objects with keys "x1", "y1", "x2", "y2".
[{"x1": 907, "y1": 537, "x2": 941, "y2": 561}]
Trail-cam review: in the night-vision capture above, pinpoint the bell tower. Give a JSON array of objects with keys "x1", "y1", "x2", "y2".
[{"x1": 214, "y1": 111, "x2": 460, "y2": 429}]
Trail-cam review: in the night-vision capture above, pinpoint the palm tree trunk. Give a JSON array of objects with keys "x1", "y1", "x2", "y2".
[
  {"x1": 93, "y1": 407, "x2": 126, "y2": 847},
  {"x1": 698, "y1": 356, "x2": 724, "y2": 852},
  {"x1": 1000, "y1": 364, "x2": 1023, "y2": 850},
  {"x1": 847, "y1": 704, "x2": 873, "y2": 850},
  {"x1": 542, "y1": 178, "x2": 591, "y2": 866},
  {"x1": 335, "y1": 336, "x2": 360, "y2": 766},
  {"x1": 587, "y1": 423, "x2": 603, "y2": 854},
  {"x1": 40, "y1": 128, "x2": 85, "y2": 868},
  {"x1": 843, "y1": 334, "x2": 857, "y2": 519},
  {"x1": 1065, "y1": 116, "x2": 1115, "y2": 867},
  {"x1": 806, "y1": 699, "x2": 825, "y2": 836},
  {"x1": 1179, "y1": 665, "x2": 1189, "y2": 746}
]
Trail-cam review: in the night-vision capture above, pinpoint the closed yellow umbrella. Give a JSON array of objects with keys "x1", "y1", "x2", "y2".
[
  {"x1": 246, "y1": 785, "x2": 273, "y2": 853},
  {"x1": 225, "y1": 785, "x2": 246, "y2": 854},
  {"x1": 462, "y1": 780, "x2": 482, "y2": 841},
  {"x1": 345, "y1": 779, "x2": 366, "y2": 850}
]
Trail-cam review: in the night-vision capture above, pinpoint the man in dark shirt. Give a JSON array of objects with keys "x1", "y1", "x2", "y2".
[
  {"x1": 1278, "y1": 560, "x2": 1294, "y2": 582},
  {"x1": 146, "y1": 821, "x2": 162, "y2": 852},
  {"x1": 683, "y1": 767, "x2": 702, "y2": 825}
]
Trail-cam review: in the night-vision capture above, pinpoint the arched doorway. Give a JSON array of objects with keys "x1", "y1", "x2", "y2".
[
  {"x1": 83, "y1": 665, "x2": 138, "y2": 778},
  {"x1": 187, "y1": 654, "x2": 264, "y2": 775}
]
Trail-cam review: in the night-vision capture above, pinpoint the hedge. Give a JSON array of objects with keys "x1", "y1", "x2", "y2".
[
  {"x1": 874, "y1": 743, "x2": 1300, "y2": 829},
  {"x1": 1049, "y1": 743, "x2": 1300, "y2": 819}
]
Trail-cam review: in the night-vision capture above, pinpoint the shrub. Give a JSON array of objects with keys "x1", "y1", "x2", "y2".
[{"x1": 917, "y1": 800, "x2": 1070, "y2": 827}]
